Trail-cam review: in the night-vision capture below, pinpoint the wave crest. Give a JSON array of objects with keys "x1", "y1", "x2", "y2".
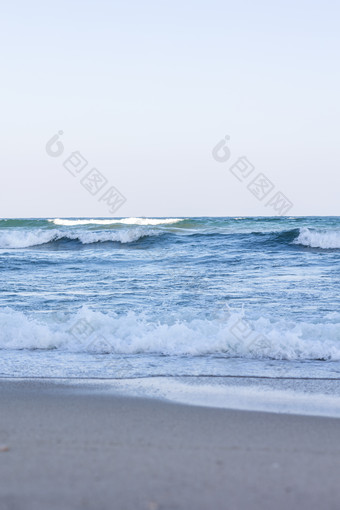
[
  {"x1": 1, "y1": 307, "x2": 340, "y2": 360},
  {"x1": 49, "y1": 218, "x2": 183, "y2": 226},
  {"x1": 294, "y1": 228, "x2": 340, "y2": 249},
  {"x1": 0, "y1": 228, "x2": 159, "y2": 248}
]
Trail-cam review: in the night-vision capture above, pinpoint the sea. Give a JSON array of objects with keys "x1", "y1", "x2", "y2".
[{"x1": 1, "y1": 216, "x2": 340, "y2": 416}]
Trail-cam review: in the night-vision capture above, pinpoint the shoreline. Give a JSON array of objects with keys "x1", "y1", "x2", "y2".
[
  {"x1": 1, "y1": 379, "x2": 340, "y2": 509},
  {"x1": 1, "y1": 375, "x2": 340, "y2": 418}
]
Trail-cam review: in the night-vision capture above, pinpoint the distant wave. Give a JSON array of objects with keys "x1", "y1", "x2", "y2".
[
  {"x1": 1, "y1": 307, "x2": 340, "y2": 360},
  {"x1": 293, "y1": 228, "x2": 340, "y2": 249},
  {"x1": 0, "y1": 228, "x2": 160, "y2": 248},
  {"x1": 49, "y1": 218, "x2": 184, "y2": 227}
]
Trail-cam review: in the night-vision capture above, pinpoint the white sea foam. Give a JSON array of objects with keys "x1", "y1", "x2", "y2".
[
  {"x1": 0, "y1": 228, "x2": 159, "y2": 248},
  {"x1": 109, "y1": 378, "x2": 340, "y2": 417},
  {"x1": 67, "y1": 229, "x2": 159, "y2": 244},
  {"x1": 1, "y1": 307, "x2": 340, "y2": 360},
  {"x1": 0, "y1": 230, "x2": 59, "y2": 249},
  {"x1": 294, "y1": 227, "x2": 340, "y2": 249},
  {"x1": 50, "y1": 218, "x2": 183, "y2": 226}
]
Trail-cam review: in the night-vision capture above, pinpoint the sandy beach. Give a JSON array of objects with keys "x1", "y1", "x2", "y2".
[{"x1": 0, "y1": 380, "x2": 340, "y2": 510}]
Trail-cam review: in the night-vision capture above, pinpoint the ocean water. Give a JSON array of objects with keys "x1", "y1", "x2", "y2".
[{"x1": 1, "y1": 217, "x2": 340, "y2": 413}]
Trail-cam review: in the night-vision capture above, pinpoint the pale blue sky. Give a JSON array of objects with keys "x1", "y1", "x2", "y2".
[{"x1": 0, "y1": 0, "x2": 339, "y2": 217}]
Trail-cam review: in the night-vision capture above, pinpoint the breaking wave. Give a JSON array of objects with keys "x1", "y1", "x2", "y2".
[
  {"x1": 0, "y1": 228, "x2": 160, "y2": 248},
  {"x1": 2, "y1": 224, "x2": 340, "y2": 251},
  {"x1": 49, "y1": 218, "x2": 184, "y2": 226},
  {"x1": 1, "y1": 307, "x2": 340, "y2": 360},
  {"x1": 293, "y1": 228, "x2": 340, "y2": 249}
]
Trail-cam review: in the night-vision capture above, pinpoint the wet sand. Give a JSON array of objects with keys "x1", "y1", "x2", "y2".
[{"x1": 1, "y1": 379, "x2": 340, "y2": 510}]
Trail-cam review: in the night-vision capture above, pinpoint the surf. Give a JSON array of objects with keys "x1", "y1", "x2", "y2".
[
  {"x1": 0, "y1": 228, "x2": 161, "y2": 248},
  {"x1": 1, "y1": 306, "x2": 340, "y2": 361}
]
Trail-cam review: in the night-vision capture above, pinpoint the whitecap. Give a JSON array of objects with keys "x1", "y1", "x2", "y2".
[
  {"x1": 1, "y1": 306, "x2": 340, "y2": 360},
  {"x1": 0, "y1": 228, "x2": 159, "y2": 248},
  {"x1": 293, "y1": 227, "x2": 340, "y2": 249},
  {"x1": 49, "y1": 218, "x2": 183, "y2": 226}
]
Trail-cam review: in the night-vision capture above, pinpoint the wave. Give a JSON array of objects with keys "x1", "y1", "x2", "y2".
[
  {"x1": 0, "y1": 230, "x2": 58, "y2": 249},
  {"x1": 1, "y1": 307, "x2": 340, "y2": 360},
  {"x1": 293, "y1": 228, "x2": 340, "y2": 249},
  {"x1": 1, "y1": 224, "x2": 339, "y2": 251},
  {"x1": 49, "y1": 218, "x2": 184, "y2": 227},
  {"x1": 0, "y1": 228, "x2": 160, "y2": 248}
]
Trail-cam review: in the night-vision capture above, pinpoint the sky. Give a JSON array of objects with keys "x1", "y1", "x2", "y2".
[{"x1": 0, "y1": 0, "x2": 339, "y2": 218}]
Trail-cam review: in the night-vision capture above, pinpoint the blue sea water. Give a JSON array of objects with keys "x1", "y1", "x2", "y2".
[{"x1": 1, "y1": 216, "x2": 340, "y2": 411}]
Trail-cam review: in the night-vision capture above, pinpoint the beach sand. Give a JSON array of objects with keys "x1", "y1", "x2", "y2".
[{"x1": 1, "y1": 380, "x2": 340, "y2": 510}]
